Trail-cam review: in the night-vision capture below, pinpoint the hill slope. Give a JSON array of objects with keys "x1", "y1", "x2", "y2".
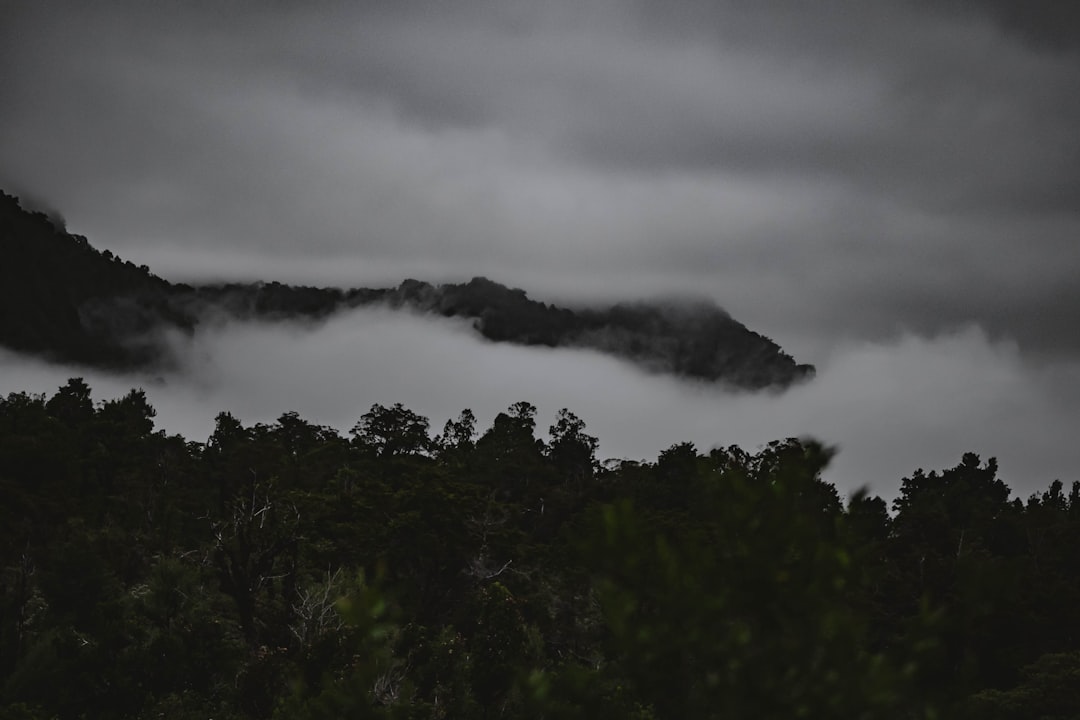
[{"x1": 0, "y1": 190, "x2": 813, "y2": 388}]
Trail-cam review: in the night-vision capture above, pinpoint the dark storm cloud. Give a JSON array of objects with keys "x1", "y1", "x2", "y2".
[
  {"x1": 1, "y1": 0, "x2": 1079, "y2": 362},
  {"x1": 924, "y1": 0, "x2": 1080, "y2": 52}
]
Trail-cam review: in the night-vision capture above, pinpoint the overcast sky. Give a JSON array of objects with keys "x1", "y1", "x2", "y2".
[{"x1": 2, "y1": 0, "x2": 1079, "y2": 498}]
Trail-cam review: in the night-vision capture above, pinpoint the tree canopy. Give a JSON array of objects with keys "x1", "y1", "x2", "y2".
[{"x1": 1, "y1": 379, "x2": 1078, "y2": 718}]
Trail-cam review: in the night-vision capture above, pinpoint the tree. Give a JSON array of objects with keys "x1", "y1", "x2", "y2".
[
  {"x1": 96, "y1": 388, "x2": 156, "y2": 439},
  {"x1": 547, "y1": 409, "x2": 598, "y2": 484},
  {"x1": 474, "y1": 403, "x2": 548, "y2": 499},
  {"x1": 351, "y1": 404, "x2": 432, "y2": 458},
  {"x1": 965, "y1": 652, "x2": 1080, "y2": 719},
  {"x1": 44, "y1": 378, "x2": 93, "y2": 429},
  {"x1": 208, "y1": 470, "x2": 301, "y2": 649},
  {"x1": 888, "y1": 454, "x2": 1027, "y2": 702},
  {"x1": 569, "y1": 440, "x2": 937, "y2": 719},
  {"x1": 436, "y1": 409, "x2": 477, "y2": 457}
]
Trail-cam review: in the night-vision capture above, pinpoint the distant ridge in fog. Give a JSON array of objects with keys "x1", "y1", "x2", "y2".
[{"x1": 0, "y1": 190, "x2": 812, "y2": 389}]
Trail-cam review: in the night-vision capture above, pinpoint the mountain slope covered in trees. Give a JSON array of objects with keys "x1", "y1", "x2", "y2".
[
  {"x1": 0, "y1": 190, "x2": 812, "y2": 388},
  {"x1": 2, "y1": 379, "x2": 1079, "y2": 718}
]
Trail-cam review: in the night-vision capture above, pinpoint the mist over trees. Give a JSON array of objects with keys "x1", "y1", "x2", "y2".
[
  {"x1": 0, "y1": 190, "x2": 811, "y2": 389},
  {"x1": 2, "y1": 380, "x2": 1080, "y2": 718}
]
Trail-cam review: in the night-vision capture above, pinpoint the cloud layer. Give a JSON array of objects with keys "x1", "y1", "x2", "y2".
[
  {"x1": 2, "y1": 0, "x2": 1078, "y2": 360},
  {"x1": 2, "y1": 308, "x2": 1077, "y2": 501}
]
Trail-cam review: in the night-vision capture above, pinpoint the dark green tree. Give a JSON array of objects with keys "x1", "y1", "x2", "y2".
[{"x1": 352, "y1": 403, "x2": 432, "y2": 458}]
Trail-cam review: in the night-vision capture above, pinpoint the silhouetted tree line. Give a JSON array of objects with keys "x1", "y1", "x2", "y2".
[
  {"x1": 0, "y1": 191, "x2": 811, "y2": 388},
  {"x1": 2, "y1": 379, "x2": 1080, "y2": 718}
]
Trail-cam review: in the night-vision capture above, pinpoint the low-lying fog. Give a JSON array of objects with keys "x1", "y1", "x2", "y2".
[{"x1": 3, "y1": 307, "x2": 1078, "y2": 501}]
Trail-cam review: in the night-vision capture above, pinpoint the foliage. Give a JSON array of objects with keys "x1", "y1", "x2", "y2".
[{"x1": 1, "y1": 380, "x2": 1079, "y2": 718}]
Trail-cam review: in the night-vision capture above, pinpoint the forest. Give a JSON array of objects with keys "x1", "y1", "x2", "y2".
[
  {"x1": 0, "y1": 190, "x2": 812, "y2": 389},
  {"x1": 2, "y1": 379, "x2": 1080, "y2": 719}
]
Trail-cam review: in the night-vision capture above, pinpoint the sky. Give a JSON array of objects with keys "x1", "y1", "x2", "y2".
[{"x1": 2, "y1": 0, "x2": 1079, "y2": 499}]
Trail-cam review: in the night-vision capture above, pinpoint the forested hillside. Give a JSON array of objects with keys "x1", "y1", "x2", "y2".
[
  {"x1": 0, "y1": 193, "x2": 192, "y2": 368},
  {"x1": 0, "y1": 191, "x2": 811, "y2": 388},
  {"x1": 2, "y1": 380, "x2": 1079, "y2": 719}
]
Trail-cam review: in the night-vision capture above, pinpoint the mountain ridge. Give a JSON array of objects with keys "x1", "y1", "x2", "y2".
[{"x1": 0, "y1": 190, "x2": 813, "y2": 389}]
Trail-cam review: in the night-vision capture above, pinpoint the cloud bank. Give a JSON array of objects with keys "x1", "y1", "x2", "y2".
[
  {"x1": 1, "y1": 0, "x2": 1078, "y2": 359},
  {"x1": 2, "y1": 308, "x2": 1076, "y2": 501}
]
